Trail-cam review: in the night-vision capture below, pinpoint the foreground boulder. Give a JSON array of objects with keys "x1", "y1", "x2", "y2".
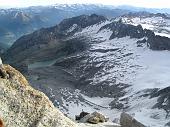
[
  {"x1": 120, "y1": 112, "x2": 146, "y2": 127},
  {"x1": 78, "y1": 111, "x2": 108, "y2": 124},
  {"x1": 0, "y1": 64, "x2": 77, "y2": 127},
  {"x1": 76, "y1": 111, "x2": 90, "y2": 120}
]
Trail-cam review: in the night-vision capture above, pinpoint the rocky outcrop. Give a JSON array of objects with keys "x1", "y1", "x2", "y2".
[
  {"x1": 136, "y1": 38, "x2": 147, "y2": 47},
  {"x1": 0, "y1": 64, "x2": 77, "y2": 127},
  {"x1": 78, "y1": 112, "x2": 108, "y2": 124},
  {"x1": 99, "y1": 21, "x2": 145, "y2": 39},
  {"x1": 151, "y1": 87, "x2": 170, "y2": 119},
  {"x1": 120, "y1": 112, "x2": 146, "y2": 127},
  {"x1": 86, "y1": 112, "x2": 108, "y2": 124},
  {"x1": 147, "y1": 35, "x2": 170, "y2": 50},
  {"x1": 109, "y1": 100, "x2": 124, "y2": 109},
  {"x1": 99, "y1": 20, "x2": 170, "y2": 51},
  {"x1": 58, "y1": 14, "x2": 107, "y2": 34},
  {"x1": 76, "y1": 111, "x2": 90, "y2": 121}
]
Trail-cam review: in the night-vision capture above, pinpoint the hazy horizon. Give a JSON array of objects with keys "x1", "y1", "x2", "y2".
[{"x1": 0, "y1": 0, "x2": 170, "y2": 9}]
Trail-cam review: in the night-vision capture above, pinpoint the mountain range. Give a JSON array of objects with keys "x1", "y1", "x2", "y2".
[
  {"x1": 0, "y1": 4, "x2": 130, "y2": 51},
  {"x1": 2, "y1": 4, "x2": 170, "y2": 52},
  {"x1": 3, "y1": 10, "x2": 170, "y2": 127}
]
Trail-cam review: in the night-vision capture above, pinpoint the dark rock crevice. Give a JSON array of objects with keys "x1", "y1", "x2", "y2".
[{"x1": 151, "y1": 87, "x2": 170, "y2": 119}]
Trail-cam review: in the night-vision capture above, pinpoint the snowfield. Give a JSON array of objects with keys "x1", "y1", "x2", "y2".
[
  {"x1": 62, "y1": 21, "x2": 170, "y2": 126},
  {"x1": 27, "y1": 19, "x2": 170, "y2": 126},
  {"x1": 78, "y1": 122, "x2": 120, "y2": 127},
  {"x1": 134, "y1": 50, "x2": 170, "y2": 90}
]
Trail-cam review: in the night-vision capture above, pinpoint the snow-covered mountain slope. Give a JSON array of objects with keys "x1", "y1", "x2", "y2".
[
  {"x1": 0, "y1": 64, "x2": 122, "y2": 127},
  {"x1": 55, "y1": 22, "x2": 170, "y2": 127},
  {"x1": 4, "y1": 14, "x2": 170, "y2": 127},
  {"x1": 120, "y1": 12, "x2": 170, "y2": 38},
  {"x1": 0, "y1": 4, "x2": 129, "y2": 51}
]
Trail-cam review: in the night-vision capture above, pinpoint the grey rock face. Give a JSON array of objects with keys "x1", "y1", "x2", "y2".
[
  {"x1": 151, "y1": 87, "x2": 170, "y2": 119},
  {"x1": 99, "y1": 22, "x2": 144, "y2": 39},
  {"x1": 79, "y1": 112, "x2": 108, "y2": 124},
  {"x1": 58, "y1": 14, "x2": 107, "y2": 33},
  {"x1": 109, "y1": 100, "x2": 124, "y2": 109},
  {"x1": 76, "y1": 111, "x2": 90, "y2": 121},
  {"x1": 120, "y1": 112, "x2": 146, "y2": 127},
  {"x1": 99, "y1": 20, "x2": 170, "y2": 51},
  {"x1": 147, "y1": 35, "x2": 170, "y2": 50}
]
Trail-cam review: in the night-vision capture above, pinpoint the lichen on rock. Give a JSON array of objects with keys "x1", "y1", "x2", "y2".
[{"x1": 0, "y1": 64, "x2": 77, "y2": 127}]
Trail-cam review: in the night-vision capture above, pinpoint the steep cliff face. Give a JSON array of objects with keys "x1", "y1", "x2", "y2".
[{"x1": 0, "y1": 64, "x2": 77, "y2": 127}]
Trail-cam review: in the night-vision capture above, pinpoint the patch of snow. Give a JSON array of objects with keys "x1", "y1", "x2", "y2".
[
  {"x1": 134, "y1": 50, "x2": 170, "y2": 91},
  {"x1": 74, "y1": 20, "x2": 111, "y2": 37},
  {"x1": 81, "y1": 95, "x2": 113, "y2": 108},
  {"x1": 155, "y1": 32, "x2": 170, "y2": 38},
  {"x1": 125, "y1": 92, "x2": 169, "y2": 127},
  {"x1": 77, "y1": 122, "x2": 120, "y2": 127},
  {"x1": 67, "y1": 24, "x2": 78, "y2": 33}
]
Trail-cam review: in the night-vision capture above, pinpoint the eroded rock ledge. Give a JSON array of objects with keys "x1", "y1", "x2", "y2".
[{"x1": 0, "y1": 64, "x2": 76, "y2": 127}]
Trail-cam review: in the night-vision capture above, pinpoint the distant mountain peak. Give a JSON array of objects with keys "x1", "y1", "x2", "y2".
[{"x1": 58, "y1": 14, "x2": 107, "y2": 32}]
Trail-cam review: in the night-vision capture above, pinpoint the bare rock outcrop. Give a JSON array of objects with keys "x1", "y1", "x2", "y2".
[
  {"x1": 0, "y1": 64, "x2": 77, "y2": 127},
  {"x1": 120, "y1": 112, "x2": 146, "y2": 127},
  {"x1": 78, "y1": 112, "x2": 108, "y2": 124}
]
